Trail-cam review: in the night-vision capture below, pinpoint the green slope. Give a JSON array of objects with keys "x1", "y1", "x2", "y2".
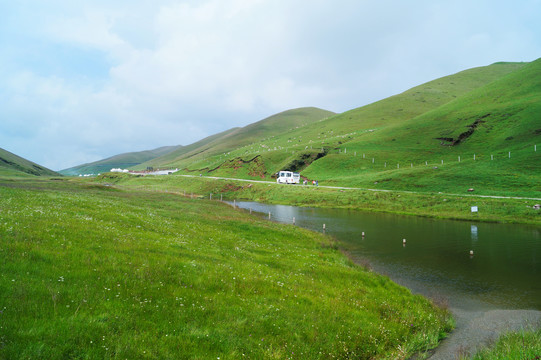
[
  {"x1": 59, "y1": 145, "x2": 182, "y2": 176},
  {"x1": 0, "y1": 147, "x2": 59, "y2": 177},
  {"x1": 134, "y1": 127, "x2": 240, "y2": 170},
  {"x1": 303, "y1": 59, "x2": 540, "y2": 196},
  {"x1": 165, "y1": 62, "x2": 533, "y2": 191},
  {"x1": 135, "y1": 107, "x2": 336, "y2": 173}
]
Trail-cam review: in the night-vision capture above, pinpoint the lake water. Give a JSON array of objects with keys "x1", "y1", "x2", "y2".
[{"x1": 232, "y1": 201, "x2": 541, "y2": 311}]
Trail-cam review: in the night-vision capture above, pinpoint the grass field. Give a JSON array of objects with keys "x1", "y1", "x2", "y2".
[
  {"x1": 97, "y1": 173, "x2": 541, "y2": 226},
  {"x1": 0, "y1": 177, "x2": 453, "y2": 359}
]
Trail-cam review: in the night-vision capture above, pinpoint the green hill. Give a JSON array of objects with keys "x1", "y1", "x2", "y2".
[
  {"x1": 80, "y1": 60, "x2": 539, "y2": 197},
  {"x1": 59, "y1": 145, "x2": 183, "y2": 176},
  {"x1": 134, "y1": 127, "x2": 240, "y2": 171},
  {"x1": 303, "y1": 59, "x2": 540, "y2": 196},
  {"x1": 0, "y1": 147, "x2": 59, "y2": 177},
  {"x1": 135, "y1": 107, "x2": 336, "y2": 173},
  {"x1": 153, "y1": 61, "x2": 539, "y2": 198}
]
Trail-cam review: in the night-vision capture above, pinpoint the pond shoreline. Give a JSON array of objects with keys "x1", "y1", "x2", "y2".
[
  {"x1": 359, "y1": 255, "x2": 541, "y2": 359},
  {"x1": 231, "y1": 199, "x2": 541, "y2": 358},
  {"x1": 426, "y1": 308, "x2": 541, "y2": 359},
  {"x1": 339, "y1": 248, "x2": 541, "y2": 359}
]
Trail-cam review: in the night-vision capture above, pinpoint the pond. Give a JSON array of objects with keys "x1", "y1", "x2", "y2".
[{"x1": 232, "y1": 201, "x2": 541, "y2": 311}]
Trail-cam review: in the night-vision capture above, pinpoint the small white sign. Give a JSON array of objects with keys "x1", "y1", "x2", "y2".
[{"x1": 471, "y1": 206, "x2": 478, "y2": 213}]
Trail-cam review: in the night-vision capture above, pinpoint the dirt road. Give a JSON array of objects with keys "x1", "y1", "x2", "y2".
[{"x1": 179, "y1": 174, "x2": 541, "y2": 201}]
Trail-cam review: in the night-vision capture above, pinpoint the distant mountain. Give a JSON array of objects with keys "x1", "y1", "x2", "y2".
[
  {"x1": 134, "y1": 127, "x2": 240, "y2": 170},
  {"x1": 59, "y1": 145, "x2": 182, "y2": 176},
  {"x1": 134, "y1": 107, "x2": 336, "y2": 171},
  {"x1": 0, "y1": 147, "x2": 59, "y2": 177}
]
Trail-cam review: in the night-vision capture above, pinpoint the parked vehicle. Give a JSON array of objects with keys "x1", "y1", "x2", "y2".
[{"x1": 276, "y1": 171, "x2": 300, "y2": 184}]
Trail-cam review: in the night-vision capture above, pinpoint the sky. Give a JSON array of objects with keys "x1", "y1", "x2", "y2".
[{"x1": 1, "y1": 0, "x2": 540, "y2": 171}]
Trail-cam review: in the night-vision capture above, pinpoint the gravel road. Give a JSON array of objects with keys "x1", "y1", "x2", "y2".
[{"x1": 179, "y1": 174, "x2": 541, "y2": 201}]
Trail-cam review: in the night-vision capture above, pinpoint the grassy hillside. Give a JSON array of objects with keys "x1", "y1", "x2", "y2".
[
  {"x1": 134, "y1": 127, "x2": 240, "y2": 171},
  {"x1": 59, "y1": 145, "x2": 183, "y2": 176},
  {"x1": 304, "y1": 59, "x2": 540, "y2": 196},
  {"x1": 0, "y1": 147, "x2": 59, "y2": 177},
  {"x1": 0, "y1": 177, "x2": 452, "y2": 359},
  {"x1": 135, "y1": 107, "x2": 336, "y2": 173},
  {"x1": 149, "y1": 61, "x2": 539, "y2": 198}
]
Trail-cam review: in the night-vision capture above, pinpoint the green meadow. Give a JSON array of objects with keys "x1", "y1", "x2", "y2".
[
  {"x1": 2, "y1": 59, "x2": 540, "y2": 359},
  {"x1": 0, "y1": 178, "x2": 452, "y2": 359},
  {"x1": 99, "y1": 173, "x2": 541, "y2": 226}
]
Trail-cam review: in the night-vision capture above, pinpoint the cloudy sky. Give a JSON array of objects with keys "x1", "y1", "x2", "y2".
[{"x1": 1, "y1": 0, "x2": 540, "y2": 170}]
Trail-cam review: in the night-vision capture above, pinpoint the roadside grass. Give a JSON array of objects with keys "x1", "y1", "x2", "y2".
[
  {"x1": 302, "y1": 145, "x2": 540, "y2": 198},
  {"x1": 465, "y1": 328, "x2": 541, "y2": 360},
  {"x1": 0, "y1": 178, "x2": 452, "y2": 359},
  {"x1": 99, "y1": 174, "x2": 541, "y2": 226}
]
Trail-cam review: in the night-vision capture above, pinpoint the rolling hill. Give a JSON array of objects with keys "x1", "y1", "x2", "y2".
[
  {"x1": 0, "y1": 147, "x2": 59, "y2": 177},
  {"x1": 133, "y1": 127, "x2": 241, "y2": 171},
  {"x1": 59, "y1": 145, "x2": 183, "y2": 176},
  {"x1": 302, "y1": 59, "x2": 540, "y2": 196},
  {"x1": 134, "y1": 107, "x2": 336, "y2": 172},
  {"x1": 137, "y1": 60, "x2": 540, "y2": 197}
]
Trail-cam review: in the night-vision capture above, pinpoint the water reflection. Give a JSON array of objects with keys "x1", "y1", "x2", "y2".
[
  {"x1": 232, "y1": 201, "x2": 541, "y2": 310},
  {"x1": 471, "y1": 225, "x2": 478, "y2": 241}
]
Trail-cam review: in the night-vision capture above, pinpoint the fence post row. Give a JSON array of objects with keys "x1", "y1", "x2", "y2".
[{"x1": 333, "y1": 145, "x2": 535, "y2": 168}]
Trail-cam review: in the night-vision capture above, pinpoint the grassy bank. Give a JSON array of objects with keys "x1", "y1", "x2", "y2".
[
  {"x1": 0, "y1": 178, "x2": 452, "y2": 359},
  {"x1": 97, "y1": 174, "x2": 541, "y2": 226},
  {"x1": 466, "y1": 328, "x2": 541, "y2": 359}
]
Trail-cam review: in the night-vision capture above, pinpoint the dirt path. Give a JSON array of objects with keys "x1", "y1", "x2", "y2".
[{"x1": 178, "y1": 174, "x2": 541, "y2": 201}]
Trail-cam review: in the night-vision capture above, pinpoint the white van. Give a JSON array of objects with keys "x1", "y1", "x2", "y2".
[{"x1": 276, "y1": 171, "x2": 300, "y2": 184}]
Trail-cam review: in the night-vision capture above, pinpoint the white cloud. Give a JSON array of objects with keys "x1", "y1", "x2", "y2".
[{"x1": 1, "y1": 0, "x2": 540, "y2": 170}]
